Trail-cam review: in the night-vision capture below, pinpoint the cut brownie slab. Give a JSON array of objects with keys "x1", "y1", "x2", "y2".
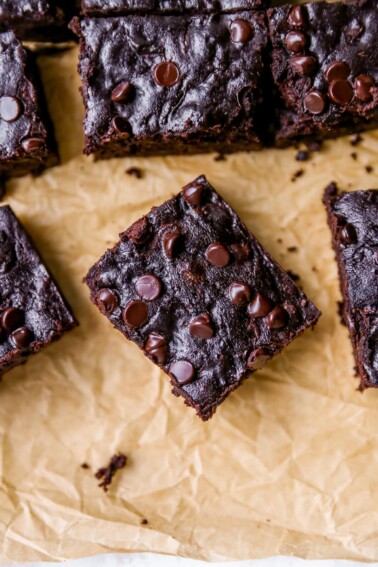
[
  {"x1": 81, "y1": 0, "x2": 269, "y2": 17},
  {"x1": 0, "y1": 206, "x2": 77, "y2": 377},
  {"x1": 85, "y1": 175, "x2": 320, "y2": 420},
  {"x1": 324, "y1": 184, "x2": 378, "y2": 391},
  {"x1": 71, "y1": 11, "x2": 268, "y2": 159},
  {"x1": 0, "y1": 30, "x2": 59, "y2": 180},
  {"x1": 268, "y1": 0, "x2": 378, "y2": 147}
]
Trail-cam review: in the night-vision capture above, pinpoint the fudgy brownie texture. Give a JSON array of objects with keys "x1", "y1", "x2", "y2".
[
  {"x1": 0, "y1": 206, "x2": 77, "y2": 377},
  {"x1": 0, "y1": 1, "x2": 76, "y2": 42},
  {"x1": 85, "y1": 175, "x2": 321, "y2": 420},
  {"x1": 324, "y1": 184, "x2": 378, "y2": 391},
  {"x1": 0, "y1": 30, "x2": 59, "y2": 180},
  {"x1": 71, "y1": 12, "x2": 269, "y2": 159},
  {"x1": 81, "y1": 0, "x2": 269, "y2": 16},
  {"x1": 268, "y1": 0, "x2": 378, "y2": 147}
]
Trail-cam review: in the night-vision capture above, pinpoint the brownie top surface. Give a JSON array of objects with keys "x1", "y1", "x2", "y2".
[
  {"x1": 0, "y1": 206, "x2": 76, "y2": 360},
  {"x1": 0, "y1": 30, "x2": 48, "y2": 160},
  {"x1": 268, "y1": 0, "x2": 378, "y2": 124},
  {"x1": 76, "y1": 12, "x2": 268, "y2": 146},
  {"x1": 81, "y1": 0, "x2": 267, "y2": 15},
  {"x1": 85, "y1": 176, "x2": 320, "y2": 414},
  {"x1": 0, "y1": 1, "x2": 63, "y2": 20}
]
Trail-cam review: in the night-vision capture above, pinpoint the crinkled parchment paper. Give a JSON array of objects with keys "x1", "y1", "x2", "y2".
[{"x1": 2, "y1": 45, "x2": 378, "y2": 564}]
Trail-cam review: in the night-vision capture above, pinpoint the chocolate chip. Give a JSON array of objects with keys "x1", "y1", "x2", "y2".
[
  {"x1": 163, "y1": 230, "x2": 182, "y2": 259},
  {"x1": 248, "y1": 293, "x2": 274, "y2": 319},
  {"x1": 285, "y1": 31, "x2": 306, "y2": 53},
  {"x1": 295, "y1": 150, "x2": 309, "y2": 162},
  {"x1": 182, "y1": 181, "x2": 204, "y2": 207},
  {"x1": 265, "y1": 306, "x2": 288, "y2": 329},
  {"x1": 304, "y1": 90, "x2": 326, "y2": 114},
  {"x1": 145, "y1": 332, "x2": 167, "y2": 364},
  {"x1": 290, "y1": 55, "x2": 316, "y2": 76},
  {"x1": 111, "y1": 116, "x2": 132, "y2": 134},
  {"x1": 288, "y1": 5, "x2": 305, "y2": 27},
  {"x1": 136, "y1": 275, "x2": 162, "y2": 301},
  {"x1": 328, "y1": 79, "x2": 353, "y2": 105},
  {"x1": 355, "y1": 75, "x2": 375, "y2": 102},
  {"x1": 230, "y1": 19, "x2": 254, "y2": 43},
  {"x1": 0, "y1": 96, "x2": 22, "y2": 122},
  {"x1": 153, "y1": 61, "x2": 180, "y2": 88},
  {"x1": 0, "y1": 307, "x2": 24, "y2": 333},
  {"x1": 170, "y1": 360, "x2": 195, "y2": 385},
  {"x1": 324, "y1": 61, "x2": 350, "y2": 82},
  {"x1": 111, "y1": 81, "x2": 133, "y2": 103},
  {"x1": 229, "y1": 282, "x2": 251, "y2": 306},
  {"x1": 21, "y1": 138, "x2": 44, "y2": 153},
  {"x1": 127, "y1": 217, "x2": 150, "y2": 245},
  {"x1": 247, "y1": 348, "x2": 271, "y2": 370},
  {"x1": 10, "y1": 326, "x2": 33, "y2": 350},
  {"x1": 339, "y1": 223, "x2": 357, "y2": 245},
  {"x1": 96, "y1": 289, "x2": 118, "y2": 314},
  {"x1": 205, "y1": 243, "x2": 230, "y2": 268},
  {"x1": 230, "y1": 242, "x2": 251, "y2": 261},
  {"x1": 123, "y1": 300, "x2": 148, "y2": 328},
  {"x1": 189, "y1": 314, "x2": 214, "y2": 339}
]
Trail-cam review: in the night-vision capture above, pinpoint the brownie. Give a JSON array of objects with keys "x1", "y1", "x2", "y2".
[
  {"x1": 85, "y1": 175, "x2": 320, "y2": 420},
  {"x1": 0, "y1": 30, "x2": 59, "y2": 180},
  {"x1": 80, "y1": 0, "x2": 269, "y2": 17},
  {"x1": 71, "y1": 12, "x2": 269, "y2": 159},
  {"x1": 0, "y1": 1, "x2": 76, "y2": 42},
  {"x1": 268, "y1": 0, "x2": 378, "y2": 147},
  {"x1": 324, "y1": 184, "x2": 378, "y2": 391},
  {"x1": 0, "y1": 206, "x2": 77, "y2": 377}
]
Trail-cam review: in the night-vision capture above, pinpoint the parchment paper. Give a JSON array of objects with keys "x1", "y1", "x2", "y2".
[{"x1": 2, "y1": 45, "x2": 378, "y2": 564}]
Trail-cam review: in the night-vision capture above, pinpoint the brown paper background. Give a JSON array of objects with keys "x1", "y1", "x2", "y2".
[{"x1": 2, "y1": 45, "x2": 378, "y2": 563}]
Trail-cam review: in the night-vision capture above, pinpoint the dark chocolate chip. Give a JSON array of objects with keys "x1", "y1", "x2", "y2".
[
  {"x1": 21, "y1": 138, "x2": 44, "y2": 153},
  {"x1": 182, "y1": 181, "x2": 204, "y2": 207},
  {"x1": 355, "y1": 75, "x2": 375, "y2": 102},
  {"x1": 153, "y1": 61, "x2": 180, "y2": 88},
  {"x1": 230, "y1": 242, "x2": 251, "y2": 261},
  {"x1": 163, "y1": 230, "x2": 182, "y2": 260},
  {"x1": 10, "y1": 326, "x2": 33, "y2": 350},
  {"x1": 304, "y1": 90, "x2": 326, "y2": 115},
  {"x1": 96, "y1": 289, "x2": 118, "y2": 315},
  {"x1": 111, "y1": 116, "x2": 132, "y2": 134},
  {"x1": 339, "y1": 224, "x2": 357, "y2": 245},
  {"x1": 230, "y1": 19, "x2": 254, "y2": 43},
  {"x1": 189, "y1": 314, "x2": 214, "y2": 340},
  {"x1": 296, "y1": 150, "x2": 309, "y2": 162},
  {"x1": 111, "y1": 81, "x2": 133, "y2": 103},
  {"x1": 0, "y1": 307, "x2": 24, "y2": 333},
  {"x1": 285, "y1": 31, "x2": 306, "y2": 53},
  {"x1": 328, "y1": 79, "x2": 353, "y2": 105},
  {"x1": 205, "y1": 243, "x2": 230, "y2": 268},
  {"x1": 123, "y1": 300, "x2": 148, "y2": 328},
  {"x1": 265, "y1": 306, "x2": 288, "y2": 329},
  {"x1": 136, "y1": 275, "x2": 162, "y2": 301},
  {"x1": 127, "y1": 217, "x2": 150, "y2": 245},
  {"x1": 248, "y1": 293, "x2": 274, "y2": 319},
  {"x1": 288, "y1": 5, "x2": 305, "y2": 27},
  {"x1": 324, "y1": 61, "x2": 350, "y2": 83},
  {"x1": 0, "y1": 96, "x2": 22, "y2": 122},
  {"x1": 145, "y1": 332, "x2": 167, "y2": 364},
  {"x1": 247, "y1": 348, "x2": 271, "y2": 371},
  {"x1": 170, "y1": 360, "x2": 195, "y2": 385},
  {"x1": 229, "y1": 282, "x2": 251, "y2": 306},
  {"x1": 290, "y1": 55, "x2": 316, "y2": 76}
]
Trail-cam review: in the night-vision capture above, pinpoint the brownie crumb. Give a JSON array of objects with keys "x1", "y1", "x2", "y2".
[
  {"x1": 95, "y1": 453, "x2": 127, "y2": 492},
  {"x1": 295, "y1": 150, "x2": 309, "y2": 162},
  {"x1": 287, "y1": 246, "x2": 298, "y2": 253},
  {"x1": 305, "y1": 140, "x2": 322, "y2": 152},
  {"x1": 350, "y1": 152, "x2": 358, "y2": 160},
  {"x1": 350, "y1": 133, "x2": 363, "y2": 146},
  {"x1": 81, "y1": 463, "x2": 90, "y2": 469},
  {"x1": 277, "y1": 238, "x2": 283, "y2": 244},
  {"x1": 214, "y1": 153, "x2": 226, "y2": 162},
  {"x1": 141, "y1": 519, "x2": 148, "y2": 525},
  {"x1": 126, "y1": 167, "x2": 143, "y2": 179},
  {"x1": 366, "y1": 165, "x2": 373, "y2": 173},
  {"x1": 291, "y1": 169, "x2": 304, "y2": 182},
  {"x1": 287, "y1": 270, "x2": 300, "y2": 282}
]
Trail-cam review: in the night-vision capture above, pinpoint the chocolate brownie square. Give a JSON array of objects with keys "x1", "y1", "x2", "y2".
[
  {"x1": 85, "y1": 175, "x2": 320, "y2": 420},
  {"x1": 0, "y1": 30, "x2": 59, "y2": 180},
  {"x1": 0, "y1": 206, "x2": 77, "y2": 377},
  {"x1": 324, "y1": 183, "x2": 378, "y2": 391},
  {"x1": 71, "y1": 11, "x2": 269, "y2": 159},
  {"x1": 267, "y1": 0, "x2": 378, "y2": 147}
]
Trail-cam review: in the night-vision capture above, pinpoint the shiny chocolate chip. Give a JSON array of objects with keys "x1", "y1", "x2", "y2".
[
  {"x1": 145, "y1": 332, "x2": 167, "y2": 364},
  {"x1": 247, "y1": 348, "x2": 271, "y2": 370},
  {"x1": 189, "y1": 314, "x2": 214, "y2": 340},
  {"x1": 355, "y1": 75, "x2": 375, "y2": 102},
  {"x1": 21, "y1": 138, "x2": 44, "y2": 153},
  {"x1": 229, "y1": 282, "x2": 251, "y2": 306},
  {"x1": 182, "y1": 181, "x2": 204, "y2": 207},
  {"x1": 265, "y1": 306, "x2": 288, "y2": 329},
  {"x1": 123, "y1": 300, "x2": 148, "y2": 328},
  {"x1": 288, "y1": 5, "x2": 305, "y2": 27},
  {"x1": 111, "y1": 116, "x2": 131, "y2": 134},
  {"x1": 153, "y1": 61, "x2": 180, "y2": 87},
  {"x1": 111, "y1": 81, "x2": 133, "y2": 103},
  {"x1": 163, "y1": 230, "x2": 182, "y2": 259},
  {"x1": 0, "y1": 96, "x2": 22, "y2": 122},
  {"x1": 248, "y1": 293, "x2": 273, "y2": 318},
  {"x1": 170, "y1": 360, "x2": 195, "y2": 385},
  {"x1": 205, "y1": 243, "x2": 230, "y2": 268},
  {"x1": 290, "y1": 55, "x2": 316, "y2": 76},
  {"x1": 304, "y1": 90, "x2": 326, "y2": 114},
  {"x1": 230, "y1": 19, "x2": 254, "y2": 43},
  {"x1": 10, "y1": 326, "x2": 33, "y2": 350},
  {"x1": 136, "y1": 275, "x2": 162, "y2": 301},
  {"x1": 0, "y1": 307, "x2": 24, "y2": 333},
  {"x1": 339, "y1": 223, "x2": 357, "y2": 245},
  {"x1": 328, "y1": 79, "x2": 353, "y2": 105},
  {"x1": 285, "y1": 31, "x2": 306, "y2": 53},
  {"x1": 96, "y1": 289, "x2": 118, "y2": 315},
  {"x1": 324, "y1": 61, "x2": 350, "y2": 83}
]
